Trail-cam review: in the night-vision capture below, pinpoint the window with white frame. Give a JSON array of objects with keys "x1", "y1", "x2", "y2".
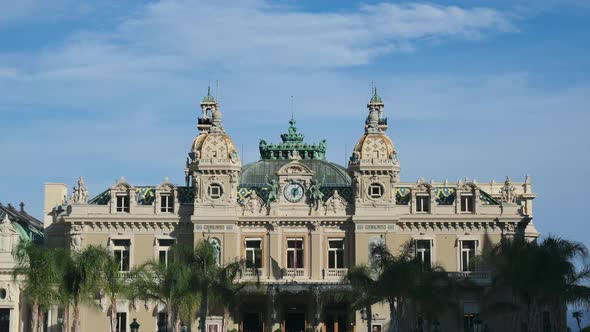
[
  {"x1": 116, "y1": 312, "x2": 127, "y2": 332},
  {"x1": 460, "y1": 194, "x2": 474, "y2": 213},
  {"x1": 160, "y1": 194, "x2": 173, "y2": 213},
  {"x1": 286, "y1": 238, "x2": 304, "y2": 269},
  {"x1": 113, "y1": 239, "x2": 131, "y2": 272},
  {"x1": 328, "y1": 239, "x2": 345, "y2": 269},
  {"x1": 460, "y1": 240, "x2": 478, "y2": 272},
  {"x1": 158, "y1": 239, "x2": 175, "y2": 267},
  {"x1": 116, "y1": 195, "x2": 130, "y2": 212},
  {"x1": 415, "y1": 239, "x2": 432, "y2": 269},
  {"x1": 245, "y1": 239, "x2": 262, "y2": 269},
  {"x1": 416, "y1": 195, "x2": 430, "y2": 213}
]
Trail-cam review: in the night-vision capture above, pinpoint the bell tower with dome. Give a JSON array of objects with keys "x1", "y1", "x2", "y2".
[
  {"x1": 348, "y1": 86, "x2": 400, "y2": 217},
  {"x1": 185, "y1": 87, "x2": 241, "y2": 220}
]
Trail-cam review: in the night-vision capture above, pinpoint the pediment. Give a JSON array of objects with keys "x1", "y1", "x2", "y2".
[{"x1": 276, "y1": 161, "x2": 314, "y2": 177}]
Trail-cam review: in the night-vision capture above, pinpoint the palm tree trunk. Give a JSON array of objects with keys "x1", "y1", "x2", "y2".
[
  {"x1": 167, "y1": 303, "x2": 173, "y2": 332},
  {"x1": 63, "y1": 303, "x2": 70, "y2": 332},
  {"x1": 31, "y1": 299, "x2": 39, "y2": 332},
  {"x1": 38, "y1": 308, "x2": 45, "y2": 332},
  {"x1": 174, "y1": 317, "x2": 181, "y2": 332},
  {"x1": 200, "y1": 286, "x2": 208, "y2": 332},
  {"x1": 71, "y1": 303, "x2": 81, "y2": 332},
  {"x1": 388, "y1": 299, "x2": 398, "y2": 332},
  {"x1": 110, "y1": 295, "x2": 118, "y2": 332},
  {"x1": 366, "y1": 305, "x2": 372, "y2": 332}
]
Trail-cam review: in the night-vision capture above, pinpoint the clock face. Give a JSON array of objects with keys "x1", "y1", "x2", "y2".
[{"x1": 284, "y1": 183, "x2": 305, "y2": 203}]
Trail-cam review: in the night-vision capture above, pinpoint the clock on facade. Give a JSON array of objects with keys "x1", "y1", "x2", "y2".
[{"x1": 284, "y1": 182, "x2": 305, "y2": 203}]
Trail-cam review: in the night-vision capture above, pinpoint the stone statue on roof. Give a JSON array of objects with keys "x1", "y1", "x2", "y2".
[
  {"x1": 500, "y1": 176, "x2": 517, "y2": 204},
  {"x1": 71, "y1": 176, "x2": 89, "y2": 204}
]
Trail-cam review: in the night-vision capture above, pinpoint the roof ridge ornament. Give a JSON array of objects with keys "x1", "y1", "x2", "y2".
[{"x1": 259, "y1": 117, "x2": 326, "y2": 161}]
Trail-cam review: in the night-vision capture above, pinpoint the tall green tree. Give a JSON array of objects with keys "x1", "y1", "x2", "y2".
[
  {"x1": 61, "y1": 245, "x2": 110, "y2": 332},
  {"x1": 485, "y1": 236, "x2": 590, "y2": 331},
  {"x1": 13, "y1": 241, "x2": 61, "y2": 332},
  {"x1": 128, "y1": 245, "x2": 197, "y2": 332},
  {"x1": 192, "y1": 240, "x2": 249, "y2": 332},
  {"x1": 345, "y1": 242, "x2": 446, "y2": 332},
  {"x1": 94, "y1": 247, "x2": 133, "y2": 332}
]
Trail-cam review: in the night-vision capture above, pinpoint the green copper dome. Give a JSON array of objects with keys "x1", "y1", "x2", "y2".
[{"x1": 240, "y1": 159, "x2": 351, "y2": 187}]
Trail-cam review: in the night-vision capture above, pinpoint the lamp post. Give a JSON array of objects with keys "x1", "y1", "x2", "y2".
[{"x1": 130, "y1": 318, "x2": 140, "y2": 332}]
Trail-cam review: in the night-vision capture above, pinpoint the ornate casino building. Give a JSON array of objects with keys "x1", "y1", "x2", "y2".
[{"x1": 38, "y1": 87, "x2": 539, "y2": 332}]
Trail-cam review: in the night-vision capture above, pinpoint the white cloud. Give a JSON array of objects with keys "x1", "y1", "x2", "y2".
[{"x1": 0, "y1": 0, "x2": 515, "y2": 82}]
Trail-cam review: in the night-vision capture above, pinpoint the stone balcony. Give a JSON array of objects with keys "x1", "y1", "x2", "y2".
[
  {"x1": 283, "y1": 268, "x2": 305, "y2": 278},
  {"x1": 447, "y1": 271, "x2": 492, "y2": 285},
  {"x1": 324, "y1": 268, "x2": 348, "y2": 279}
]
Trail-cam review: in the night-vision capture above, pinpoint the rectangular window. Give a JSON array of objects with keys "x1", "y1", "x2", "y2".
[
  {"x1": 461, "y1": 194, "x2": 474, "y2": 212},
  {"x1": 116, "y1": 312, "x2": 127, "y2": 332},
  {"x1": 113, "y1": 239, "x2": 131, "y2": 272},
  {"x1": 416, "y1": 195, "x2": 429, "y2": 213},
  {"x1": 157, "y1": 312, "x2": 168, "y2": 332},
  {"x1": 116, "y1": 195, "x2": 130, "y2": 212},
  {"x1": 415, "y1": 240, "x2": 432, "y2": 269},
  {"x1": 160, "y1": 194, "x2": 173, "y2": 213},
  {"x1": 245, "y1": 239, "x2": 262, "y2": 269},
  {"x1": 461, "y1": 240, "x2": 477, "y2": 272},
  {"x1": 158, "y1": 239, "x2": 175, "y2": 267},
  {"x1": 287, "y1": 238, "x2": 304, "y2": 269},
  {"x1": 328, "y1": 239, "x2": 345, "y2": 269}
]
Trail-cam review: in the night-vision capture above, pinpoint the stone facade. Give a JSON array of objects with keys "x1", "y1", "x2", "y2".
[{"x1": 40, "y1": 88, "x2": 539, "y2": 332}]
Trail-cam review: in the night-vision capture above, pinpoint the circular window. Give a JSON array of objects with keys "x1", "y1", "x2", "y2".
[
  {"x1": 0, "y1": 288, "x2": 6, "y2": 300},
  {"x1": 208, "y1": 183, "x2": 223, "y2": 199},
  {"x1": 368, "y1": 183, "x2": 384, "y2": 199}
]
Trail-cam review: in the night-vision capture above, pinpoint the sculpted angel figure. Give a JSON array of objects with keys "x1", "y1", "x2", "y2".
[
  {"x1": 265, "y1": 177, "x2": 280, "y2": 208},
  {"x1": 308, "y1": 178, "x2": 324, "y2": 210}
]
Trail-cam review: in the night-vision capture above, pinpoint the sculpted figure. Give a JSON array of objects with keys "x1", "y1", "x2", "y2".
[
  {"x1": 265, "y1": 178, "x2": 280, "y2": 208},
  {"x1": 246, "y1": 191, "x2": 260, "y2": 213},
  {"x1": 500, "y1": 176, "x2": 516, "y2": 203},
  {"x1": 308, "y1": 178, "x2": 324, "y2": 211},
  {"x1": 325, "y1": 190, "x2": 344, "y2": 214},
  {"x1": 71, "y1": 176, "x2": 89, "y2": 204}
]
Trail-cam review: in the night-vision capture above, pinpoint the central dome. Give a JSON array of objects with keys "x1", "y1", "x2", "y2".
[{"x1": 240, "y1": 159, "x2": 351, "y2": 186}]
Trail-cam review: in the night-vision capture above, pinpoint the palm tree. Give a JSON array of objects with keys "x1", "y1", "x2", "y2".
[
  {"x1": 345, "y1": 242, "x2": 427, "y2": 332},
  {"x1": 573, "y1": 311, "x2": 583, "y2": 332},
  {"x1": 409, "y1": 265, "x2": 463, "y2": 331},
  {"x1": 13, "y1": 241, "x2": 61, "y2": 332},
  {"x1": 191, "y1": 240, "x2": 249, "y2": 332},
  {"x1": 62, "y1": 245, "x2": 111, "y2": 332},
  {"x1": 343, "y1": 265, "x2": 380, "y2": 332},
  {"x1": 127, "y1": 245, "x2": 197, "y2": 332},
  {"x1": 484, "y1": 236, "x2": 590, "y2": 331},
  {"x1": 95, "y1": 247, "x2": 133, "y2": 332}
]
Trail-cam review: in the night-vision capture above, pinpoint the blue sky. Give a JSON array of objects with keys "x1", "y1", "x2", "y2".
[{"x1": 1, "y1": 0, "x2": 589, "y2": 272}]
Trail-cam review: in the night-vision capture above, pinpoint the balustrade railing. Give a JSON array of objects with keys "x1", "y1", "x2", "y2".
[
  {"x1": 284, "y1": 268, "x2": 305, "y2": 278},
  {"x1": 325, "y1": 268, "x2": 348, "y2": 278}
]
